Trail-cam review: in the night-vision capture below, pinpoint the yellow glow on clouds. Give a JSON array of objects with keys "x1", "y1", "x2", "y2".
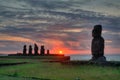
[
  {"x1": 62, "y1": 29, "x2": 83, "y2": 33},
  {"x1": 0, "y1": 33, "x2": 33, "y2": 42}
]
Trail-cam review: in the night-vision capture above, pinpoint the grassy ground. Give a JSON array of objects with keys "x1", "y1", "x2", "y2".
[
  {"x1": 0, "y1": 57, "x2": 120, "y2": 80},
  {"x1": 0, "y1": 75, "x2": 49, "y2": 80}
]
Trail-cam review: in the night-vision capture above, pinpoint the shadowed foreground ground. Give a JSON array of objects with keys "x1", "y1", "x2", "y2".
[
  {"x1": 0, "y1": 75, "x2": 50, "y2": 80},
  {"x1": 0, "y1": 56, "x2": 120, "y2": 80}
]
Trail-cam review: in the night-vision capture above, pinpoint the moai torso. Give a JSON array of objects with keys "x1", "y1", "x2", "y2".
[
  {"x1": 23, "y1": 45, "x2": 27, "y2": 55},
  {"x1": 29, "y1": 45, "x2": 32, "y2": 55},
  {"x1": 92, "y1": 37, "x2": 104, "y2": 58},
  {"x1": 34, "y1": 44, "x2": 39, "y2": 55},
  {"x1": 40, "y1": 45, "x2": 45, "y2": 55}
]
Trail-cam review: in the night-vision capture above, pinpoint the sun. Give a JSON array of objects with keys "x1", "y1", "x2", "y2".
[{"x1": 59, "y1": 50, "x2": 63, "y2": 54}]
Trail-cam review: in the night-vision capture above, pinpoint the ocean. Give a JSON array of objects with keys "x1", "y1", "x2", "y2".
[{"x1": 70, "y1": 54, "x2": 120, "y2": 61}]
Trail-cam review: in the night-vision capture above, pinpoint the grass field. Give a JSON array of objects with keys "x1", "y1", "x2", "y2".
[{"x1": 0, "y1": 57, "x2": 120, "y2": 80}]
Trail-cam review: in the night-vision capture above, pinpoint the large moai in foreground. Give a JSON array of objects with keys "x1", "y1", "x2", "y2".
[
  {"x1": 40, "y1": 45, "x2": 45, "y2": 55},
  {"x1": 91, "y1": 25, "x2": 106, "y2": 62},
  {"x1": 23, "y1": 45, "x2": 27, "y2": 55}
]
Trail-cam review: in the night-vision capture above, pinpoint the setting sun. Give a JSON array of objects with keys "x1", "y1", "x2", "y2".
[{"x1": 59, "y1": 50, "x2": 63, "y2": 54}]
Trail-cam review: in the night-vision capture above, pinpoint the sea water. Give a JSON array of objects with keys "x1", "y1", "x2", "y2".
[{"x1": 70, "y1": 54, "x2": 120, "y2": 61}]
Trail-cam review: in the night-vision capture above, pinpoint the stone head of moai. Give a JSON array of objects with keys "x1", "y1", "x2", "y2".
[{"x1": 92, "y1": 25, "x2": 102, "y2": 38}]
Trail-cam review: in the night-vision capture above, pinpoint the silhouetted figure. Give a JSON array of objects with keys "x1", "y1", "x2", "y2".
[
  {"x1": 34, "y1": 43, "x2": 39, "y2": 55},
  {"x1": 23, "y1": 45, "x2": 27, "y2": 55},
  {"x1": 28, "y1": 45, "x2": 32, "y2": 55},
  {"x1": 40, "y1": 45, "x2": 45, "y2": 55},
  {"x1": 91, "y1": 25, "x2": 106, "y2": 62},
  {"x1": 47, "y1": 49, "x2": 50, "y2": 55}
]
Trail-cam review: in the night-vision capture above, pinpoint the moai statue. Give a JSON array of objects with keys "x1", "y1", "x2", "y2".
[
  {"x1": 47, "y1": 49, "x2": 50, "y2": 55},
  {"x1": 91, "y1": 25, "x2": 106, "y2": 62},
  {"x1": 40, "y1": 45, "x2": 45, "y2": 55},
  {"x1": 23, "y1": 45, "x2": 27, "y2": 55},
  {"x1": 34, "y1": 43, "x2": 39, "y2": 55},
  {"x1": 28, "y1": 45, "x2": 32, "y2": 55}
]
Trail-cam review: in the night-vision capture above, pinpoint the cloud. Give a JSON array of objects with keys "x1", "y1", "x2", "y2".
[
  {"x1": 0, "y1": 33, "x2": 33, "y2": 43},
  {"x1": 0, "y1": 0, "x2": 120, "y2": 54}
]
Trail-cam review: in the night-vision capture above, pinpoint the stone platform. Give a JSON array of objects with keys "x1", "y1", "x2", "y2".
[{"x1": 61, "y1": 60, "x2": 120, "y2": 67}]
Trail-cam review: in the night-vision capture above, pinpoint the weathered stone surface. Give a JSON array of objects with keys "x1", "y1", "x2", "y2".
[
  {"x1": 91, "y1": 25, "x2": 106, "y2": 62},
  {"x1": 91, "y1": 56, "x2": 106, "y2": 62}
]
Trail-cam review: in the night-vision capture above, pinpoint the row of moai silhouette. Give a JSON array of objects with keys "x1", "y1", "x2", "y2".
[{"x1": 23, "y1": 43, "x2": 50, "y2": 55}]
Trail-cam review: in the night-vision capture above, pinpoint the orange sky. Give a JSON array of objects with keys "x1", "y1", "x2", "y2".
[{"x1": 0, "y1": 33, "x2": 120, "y2": 55}]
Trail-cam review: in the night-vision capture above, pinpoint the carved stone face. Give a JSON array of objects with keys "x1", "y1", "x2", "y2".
[{"x1": 92, "y1": 25, "x2": 102, "y2": 38}]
